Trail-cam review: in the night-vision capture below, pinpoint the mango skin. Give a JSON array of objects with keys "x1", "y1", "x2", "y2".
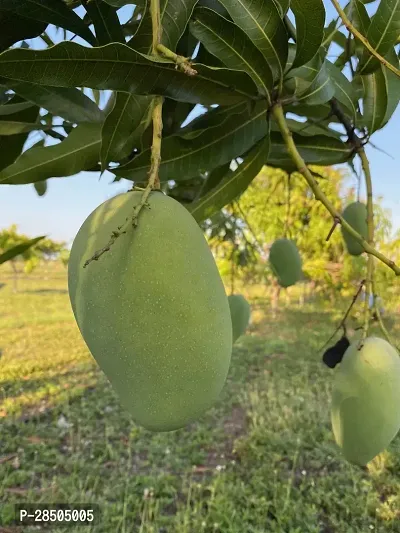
[
  {"x1": 68, "y1": 191, "x2": 232, "y2": 432},
  {"x1": 341, "y1": 202, "x2": 368, "y2": 256},
  {"x1": 228, "y1": 294, "x2": 251, "y2": 343},
  {"x1": 269, "y1": 238, "x2": 302, "y2": 288},
  {"x1": 331, "y1": 337, "x2": 400, "y2": 466}
]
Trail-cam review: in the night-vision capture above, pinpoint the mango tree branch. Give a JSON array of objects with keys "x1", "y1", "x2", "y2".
[
  {"x1": 271, "y1": 103, "x2": 400, "y2": 276},
  {"x1": 156, "y1": 44, "x2": 198, "y2": 76},
  {"x1": 359, "y1": 148, "x2": 374, "y2": 347},
  {"x1": 330, "y1": 0, "x2": 400, "y2": 78}
]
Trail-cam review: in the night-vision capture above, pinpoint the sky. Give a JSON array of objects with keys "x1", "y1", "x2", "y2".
[{"x1": 1, "y1": 1, "x2": 399, "y2": 247}]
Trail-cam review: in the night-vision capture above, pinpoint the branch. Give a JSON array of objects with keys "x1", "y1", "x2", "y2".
[
  {"x1": 156, "y1": 44, "x2": 198, "y2": 76},
  {"x1": 330, "y1": 0, "x2": 400, "y2": 78},
  {"x1": 271, "y1": 103, "x2": 400, "y2": 276},
  {"x1": 83, "y1": 0, "x2": 164, "y2": 268},
  {"x1": 358, "y1": 148, "x2": 374, "y2": 348}
]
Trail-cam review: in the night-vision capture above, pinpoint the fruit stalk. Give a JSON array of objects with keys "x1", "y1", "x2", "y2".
[
  {"x1": 330, "y1": 0, "x2": 400, "y2": 78},
  {"x1": 359, "y1": 148, "x2": 374, "y2": 347},
  {"x1": 270, "y1": 103, "x2": 400, "y2": 276}
]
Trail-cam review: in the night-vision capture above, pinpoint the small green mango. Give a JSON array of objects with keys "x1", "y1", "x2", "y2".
[
  {"x1": 341, "y1": 202, "x2": 368, "y2": 256},
  {"x1": 331, "y1": 337, "x2": 400, "y2": 466},
  {"x1": 228, "y1": 294, "x2": 251, "y2": 343},
  {"x1": 68, "y1": 191, "x2": 232, "y2": 432},
  {"x1": 269, "y1": 238, "x2": 302, "y2": 288}
]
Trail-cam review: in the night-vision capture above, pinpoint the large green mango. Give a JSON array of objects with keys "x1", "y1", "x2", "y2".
[
  {"x1": 269, "y1": 238, "x2": 302, "y2": 288},
  {"x1": 331, "y1": 337, "x2": 400, "y2": 466},
  {"x1": 68, "y1": 191, "x2": 232, "y2": 432},
  {"x1": 341, "y1": 202, "x2": 368, "y2": 256},
  {"x1": 228, "y1": 294, "x2": 251, "y2": 344}
]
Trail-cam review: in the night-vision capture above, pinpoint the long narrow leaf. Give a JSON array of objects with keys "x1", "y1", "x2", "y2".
[
  {"x1": 0, "y1": 236, "x2": 46, "y2": 265},
  {"x1": 0, "y1": 42, "x2": 258, "y2": 106},
  {"x1": 83, "y1": 0, "x2": 125, "y2": 44},
  {"x1": 290, "y1": 0, "x2": 325, "y2": 68}
]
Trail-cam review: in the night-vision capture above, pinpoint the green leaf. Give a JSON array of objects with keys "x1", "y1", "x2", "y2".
[
  {"x1": 268, "y1": 132, "x2": 353, "y2": 169},
  {"x1": 100, "y1": 93, "x2": 153, "y2": 169},
  {"x1": 0, "y1": 100, "x2": 35, "y2": 115},
  {"x1": 217, "y1": 0, "x2": 288, "y2": 81},
  {"x1": 271, "y1": 118, "x2": 342, "y2": 139},
  {"x1": 0, "y1": 79, "x2": 104, "y2": 123},
  {"x1": 0, "y1": 96, "x2": 39, "y2": 172},
  {"x1": 325, "y1": 61, "x2": 358, "y2": 119},
  {"x1": 0, "y1": 42, "x2": 258, "y2": 106},
  {"x1": 358, "y1": 0, "x2": 400, "y2": 74},
  {"x1": 0, "y1": 122, "x2": 101, "y2": 184},
  {"x1": 188, "y1": 135, "x2": 270, "y2": 223},
  {"x1": 297, "y1": 58, "x2": 336, "y2": 106},
  {"x1": 160, "y1": 0, "x2": 199, "y2": 51},
  {"x1": 83, "y1": 0, "x2": 125, "y2": 45},
  {"x1": 190, "y1": 7, "x2": 273, "y2": 100},
  {"x1": 0, "y1": 0, "x2": 96, "y2": 46},
  {"x1": 197, "y1": 162, "x2": 232, "y2": 198},
  {"x1": 115, "y1": 101, "x2": 269, "y2": 182},
  {"x1": 0, "y1": 120, "x2": 51, "y2": 135},
  {"x1": 0, "y1": 10, "x2": 47, "y2": 52},
  {"x1": 0, "y1": 236, "x2": 46, "y2": 265},
  {"x1": 345, "y1": 0, "x2": 371, "y2": 57},
  {"x1": 290, "y1": 0, "x2": 325, "y2": 68},
  {"x1": 103, "y1": 0, "x2": 134, "y2": 6},
  {"x1": 360, "y1": 50, "x2": 400, "y2": 133},
  {"x1": 34, "y1": 180, "x2": 47, "y2": 196},
  {"x1": 272, "y1": 0, "x2": 290, "y2": 17}
]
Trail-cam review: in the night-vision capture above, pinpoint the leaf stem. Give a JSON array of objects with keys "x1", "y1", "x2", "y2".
[
  {"x1": 271, "y1": 103, "x2": 400, "y2": 276},
  {"x1": 156, "y1": 44, "x2": 198, "y2": 76},
  {"x1": 330, "y1": 0, "x2": 400, "y2": 78}
]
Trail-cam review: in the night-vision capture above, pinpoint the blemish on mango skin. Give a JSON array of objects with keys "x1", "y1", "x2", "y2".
[{"x1": 68, "y1": 191, "x2": 232, "y2": 432}]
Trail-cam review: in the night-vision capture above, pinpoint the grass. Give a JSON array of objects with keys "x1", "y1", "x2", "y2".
[{"x1": 1, "y1": 262, "x2": 400, "y2": 532}]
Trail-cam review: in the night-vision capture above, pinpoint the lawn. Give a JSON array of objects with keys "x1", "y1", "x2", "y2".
[{"x1": 1, "y1": 262, "x2": 400, "y2": 533}]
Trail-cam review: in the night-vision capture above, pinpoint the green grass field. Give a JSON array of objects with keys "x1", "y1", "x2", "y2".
[{"x1": 1, "y1": 262, "x2": 400, "y2": 533}]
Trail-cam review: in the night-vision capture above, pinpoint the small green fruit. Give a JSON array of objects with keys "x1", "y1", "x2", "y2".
[
  {"x1": 228, "y1": 294, "x2": 251, "y2": 343},
  {"x1": 341, "y1": 202, "x2": 368, "y2": 256},
  {"x1": 68, "y1": 192, "x2": 232, "y2": 432},
  {"x1": 331, "y1": 337, "x2": 400, "y2": 466},
  {"x1": 269, "y1": 238, "x2": 302, "y2": 288}
]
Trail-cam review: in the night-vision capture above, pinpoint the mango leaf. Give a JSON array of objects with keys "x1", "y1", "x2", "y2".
[
  {"x1": 188, "y1": 135, "x2": 270, "y2": 223},
  {"x1": 179, "y1": 102, "x2": 247, "y2": 135},
  {"x1": 0, "y1": 80, "x2": 104, "y2": 124},
  {"x1": 325, "y1": 61, "x2": 358, "y2": 120},
  {"x1": 217, "y1": 0, "x2": 288, "y2": 81},
  {"x1": 198, "y1": 0, "x2": 230, "y2": 17},
  {"x1": 101, "y1": 94, "x2": 153, "y2": 169},
  {"x1": 34, "y1": 180, "x2": 47, "y2": 196},
  {"x1": 272, "y1": 119, "x2": 343, "y2": 139},
  {"x1": 0, "y1": 10, "x2": 47, "y2": 52},
  {"x1": 83, "y1": 0, "x2": 125, "y2": 45},
  {"x1": 0, "y1": 100, "x2": 35, "y2": 115},
  {"x1": 345, "y1": 0, "x2": 371, "y2": 57},
  {"x1": 0, "y1": 0, "x2": 96, "y2": 46},
  {"x1": 268, "y1": 132, "x2": 353, "y2": 169},
  {"x1": 115, "y1": 101, "x2": 269, "y2": 182},
  {"x1": 360, "y1": 50, "x2": 400, "y2": 133},
  {"x1": 290, "y1": 0, "x2": 325, "y2": 68},
  {"x1": 103, "y1": 0, "x2": 135, "y2": 6},
  {"x1": 0, "y1": 120, "x2": 51, "y2": 135},
  {"x1": 358, "y1": 0, "x2": 400, "y2": 74},
  {"x1": 0, "y1": 96, "x2": 39, "y2": 172},
  {"x1": 196, "y1": 162, "x2": 232, "y2": 198},
  {"x1": 195, "y1": 42, "x2": 224, "y2": 67},
  {"x1": 272, "y1": 0, "x2": 290, "y2": 17},
  {"x1": 0, "y1": 42, "x2": 258, "y2": 106},
  {"x1": 0, "y1": 122, "x2": 101, "y2": 184},
  {"x1": 190, "y1": 7, "x2": 273, "y2": 100},
  {"x1": 126, "y1": 0, "x2": 152, "y2": 52},
  {"x1": 0, "y1": 236, "x2": 46, "y2": 265},
  {"x1": 160, "y1": 0, "x2": 199, "y2": 51},
  {"x1": 296, "y1": 58, "x2": 336, "y2": 106}
]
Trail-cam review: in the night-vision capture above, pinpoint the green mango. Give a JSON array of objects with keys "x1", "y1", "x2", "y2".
[
  {"x1": 68, "y1": 191, "x2": 232, "y2": 432},
  {"x1": 228, "y1": 294, "x2": 251, "y2": 343},
  {"x1": 331, "y1": 337, "x2": 400, "y2": 466},
  {"x1": 341, "y1": 202, "x2": 368, "y2": 256},
  {"x1": 269, "y1": 238, "x2": 302, "y2": 288}
]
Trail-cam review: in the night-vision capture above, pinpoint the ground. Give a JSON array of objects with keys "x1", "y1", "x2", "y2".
[{"x1": 1, "y1": 262, "x2": 400, "y2": 533}]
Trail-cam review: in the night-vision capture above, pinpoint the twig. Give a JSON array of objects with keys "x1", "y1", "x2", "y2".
[
  {"x1": 326, "y1": 217, "x2": 340, "y2": 242},
  {"x1": 318, "y1": 280, "x2": 365, "y2": 353},
  {"x1": 83, "y1": 0, "x2": 164, "y2": 268},
  {"x1": 330, "y1": 0, "x2": 400, "y2": 78},
  {"x1": 156, "y1": 44, "x2": 198, "y2": 76},
  {"x1": 358, "y1": 148, "x2": 374, "y2": 348},
  {"x1": 271, "y1": 103, "x2": 400, "y2": 276}
]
